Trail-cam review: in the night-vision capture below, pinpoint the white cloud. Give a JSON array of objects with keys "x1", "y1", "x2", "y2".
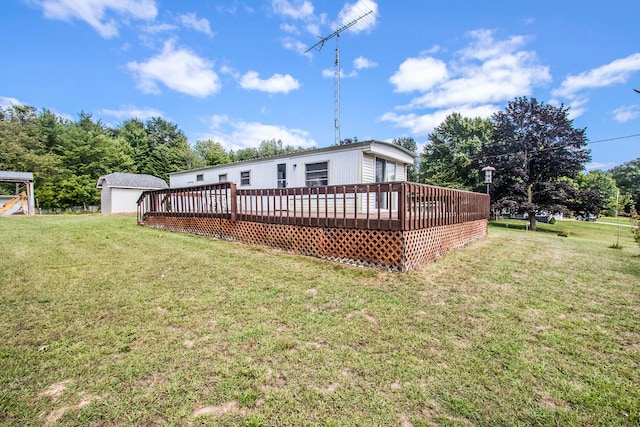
[
  {"x1": 322, "y1": 69, "x2": 357, "y2": 79},
  {"x1": 219, "y1": 65, "x2": 241, "y2": 79},
  {"x1": 127, "y1": 39, "x2": 221, "y2": 97},
  {"x1": 179, "y1": 12, "x2": 213, "y2": 36},
  {"x1": 382, "y1": 29, "x2": 551, "y2": 135},
  {"x1": 380, "y1": 104, "x2": 499, "y2": 136},
  {"x1": 97, "y1": 105, "x2": 163, "y2": 121},
  {"x1": 459, "y1": 29, "x2": 527, "y2": 61},
  {"x1": 281, "y1": 37, "x2": 312, "y2": 57},
  {"x1": 353, "y1": 56, "x2": 377, "y2": 69},
  {"x1": 142, "y1": 23, "x2": 177, "y2": 34},
  {"x1": 553, "y1": 53, "x2": 640, "y2": 99},
  {"x1": 336, "y1": 0, "x2": 378, "y2": 34},
  {"x1": 0, "y1": 96, "x2": 25, "y2": 108},
  {"x1": 35, "y1": 0, "x2": 157, "y2": 38},
  {"x1": 612, "y1": 105, "x2": 640, "y2": 123},
  {"x1": 199, "y1": 114, "x2": 317, "y2": 151},
  {"x1": 272, "y1": 0, "x2": 314, "y2": 20},
  {"x1": 389, "y1": 57, "x2": 449, "y2": 93},
  {"x1": 586, "y1": 161, "x2": 618, "y2": 171},
  {"x1": 280, "y1": 23, "x2": 299, "y2": 34},
  {"x1": 239, "y1": 71, "x2": 300, "y2": 94}
]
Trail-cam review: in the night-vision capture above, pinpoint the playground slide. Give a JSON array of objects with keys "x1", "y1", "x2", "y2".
[{"x1": 0, "y1": 192, "x2": 27, "y2": 215}]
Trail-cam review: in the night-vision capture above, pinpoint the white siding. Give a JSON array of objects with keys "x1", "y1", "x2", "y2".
[
  {"x1": 171, "y1": 151, "x2": 361, "y2": 189},
  {"x1": 367, "y1": 142, "x2": 415, "y2": 164},
  {"x1": 169, "y1": 141, "x2": 415, "y2": 189},
  {"x1": 109, "y1": 188, "x2": 145, "y2": 213},
  {"x1": 100, "y1": 187, "x2": 112, "y2": 213},
  {"x1": 362, "y1": 154, "x2": 375, "y2": 183}
]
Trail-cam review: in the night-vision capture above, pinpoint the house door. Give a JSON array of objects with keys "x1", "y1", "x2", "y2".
[
  {"x1": 375, "y1": 158, "x2": 396, "y2": 210},
  {"x1": 277, "y1": 163, "x2": 286, "y2": 188},
  {"x1": 375, "y1": 158, "x2": 388, "y2": 209}
]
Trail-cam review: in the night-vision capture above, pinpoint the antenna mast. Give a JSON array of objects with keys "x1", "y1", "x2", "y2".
[{"x1": 306, "y1": 9, "x2": 373, "y2": 145}]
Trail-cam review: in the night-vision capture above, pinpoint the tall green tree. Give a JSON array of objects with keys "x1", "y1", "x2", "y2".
[
  {"x1": 117, "y1": 117, "x2": 203, "y2": 180},
  {"x1": 608, "y1": 158, "x2": 640, "y2": 212},
  {"x1": 229, "y1": 139, "x2": 307, "y2": 162},
  {"x1": 44, "y1": 112, "x2": 137, "y2": 208},
  {"x1": 117, "y1": 118, "x2": 148, "y2": 172},
  {"x1": 575, "y1": 170, "x2": 619, "y2": 215},
  {"x1": 392, "y1": 137, "x2": 418, "y2": 181},
  {"x1": 483, "y1": 97, "x2": 590, "y2": 231},
  {"x1": 0, "y1": 105, "x2": 63, "y2": 202},
  {"x1": 194, "y1": 140, "x2": 231, "y2": 166},
  {"x1": 420, "y1": 113, "x2": 492, "y2": 190}
]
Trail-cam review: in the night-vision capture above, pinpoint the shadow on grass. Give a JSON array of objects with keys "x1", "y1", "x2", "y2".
[{"x1": 489, "y1": 220, "x2": 560, "y2": 235}]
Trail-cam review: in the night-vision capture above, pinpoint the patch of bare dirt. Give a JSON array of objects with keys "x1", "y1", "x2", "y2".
[
  {"x1": 192, "y1": 400, "x2": 245, "y2": 417},
  {"x1": 261, "y1": 369, "x2": 287, "y2": 392},
  {"x1": 346, "y1": 309, "x2": 378, "y2": 326},
  {"x1": 315, "y1": 382, "x2": 340, "y2": 394},
  {"x1": 398, "y1": 414, "x2": 414, "y2": 427},
  {"x1": 41, "y1": 379, "x2": 72, "y2": 400},
  {"x1": 43, "y1": 393, "x2": 103, "y2": 426}
]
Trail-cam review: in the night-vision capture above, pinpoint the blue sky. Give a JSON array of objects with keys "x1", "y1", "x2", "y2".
[{"x1": 1, "y1": 0, "x2": 639, "y2": 170}]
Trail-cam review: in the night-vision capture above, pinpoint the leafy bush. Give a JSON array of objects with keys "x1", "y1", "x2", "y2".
[{"x1": 632, "y1": 211, "x2": 640, "y2": 251}]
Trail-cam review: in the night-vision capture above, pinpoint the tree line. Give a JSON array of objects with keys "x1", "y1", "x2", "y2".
[
  {"x1": 0, "y1": 105, "x2": 303, "y2": 209},
  {"x1": 1, "y1": 98, "x2": 638, "y2": 226}
]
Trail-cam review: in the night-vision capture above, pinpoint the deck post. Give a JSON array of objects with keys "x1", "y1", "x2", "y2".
[
  {"x1": 230, "y1": 182, "x2": 237, "y2": 222},
  {"x1": 398, "y1": 182, "x2": 406, "y2": 231}
]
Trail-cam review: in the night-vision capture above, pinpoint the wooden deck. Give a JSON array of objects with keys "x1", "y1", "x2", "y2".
[
  {"x1": 137, "y1": 182, "x2": 489, "y2": 271},
  {"x1": 138, "y1": 181, "x2": 489, "y2": 232}
]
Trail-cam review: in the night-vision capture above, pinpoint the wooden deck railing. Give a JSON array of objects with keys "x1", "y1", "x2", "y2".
[{"x1": 138, "y1": 182, "x2": 489, "y2": 231}]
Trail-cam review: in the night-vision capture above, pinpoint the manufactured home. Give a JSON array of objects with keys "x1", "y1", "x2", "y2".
[
  {"x1": 139, "y1": 141, "x2": 491, "y2": 271},
  {"x1": 169, "y1": 140, "x2": 416, "y2": 189}
]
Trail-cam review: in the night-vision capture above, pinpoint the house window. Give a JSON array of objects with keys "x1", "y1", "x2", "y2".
[
  {"x1": 219, "y1": 174, "x2": 227, "y2": 183},
  {"x1": 375, "y1": 158, "x2": 396, "y2": 182},
  {"x1": 305, "y1": 162, "x2": 328, "y2": 187},
  {"x1": 196, "y1": 173, "x2": 204, "y2": 182},
  {"x1": 277, "y1": 163, "x2": 286, "y2": 188},
  {"x1": 240, "y1": 171, "x2": 250, "y2": 186}
]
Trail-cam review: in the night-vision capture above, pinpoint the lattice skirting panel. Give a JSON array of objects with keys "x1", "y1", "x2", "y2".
[
  {"x1": 401, "y1": 219, "x2": 488, "y2": 271},
  {"x1": 141, "y1": 216, "x2": 487, "y2": 272}
]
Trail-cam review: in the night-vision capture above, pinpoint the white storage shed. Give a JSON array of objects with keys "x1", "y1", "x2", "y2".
[{"x1": 97, "y1": 173, "x2": 168, "y2": 214}]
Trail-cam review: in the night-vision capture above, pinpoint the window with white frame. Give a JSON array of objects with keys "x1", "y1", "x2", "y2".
[
  {"x1": 240, "y1": 171, "x2": 250, "y2": 186},
  {"x1": 305, "y1": 162, "x2": 328, "y2": 186},
  {"x1": 196, "y1": 173, "x2": 204, "y2": 182},
  {"x1": 375, "y1": 158, "x2": 396, "y2": 182},
  {"x1": 219, "y1": 174, "x2": 227, "y2": 183}
]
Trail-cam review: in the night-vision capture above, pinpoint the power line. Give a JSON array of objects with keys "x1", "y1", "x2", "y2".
[{"x1": 587, "y1": 133, "x2": 640, "y2": 145}]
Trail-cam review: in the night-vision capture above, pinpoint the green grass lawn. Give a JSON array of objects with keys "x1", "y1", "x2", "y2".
[{"x1": 1, "y1": 215, "x2": 638, "y2": 426}]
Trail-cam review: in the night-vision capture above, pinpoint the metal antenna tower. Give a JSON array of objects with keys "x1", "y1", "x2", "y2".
[{"x1": 306, "y1": 9, "x2": 373, "y2": 145}]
